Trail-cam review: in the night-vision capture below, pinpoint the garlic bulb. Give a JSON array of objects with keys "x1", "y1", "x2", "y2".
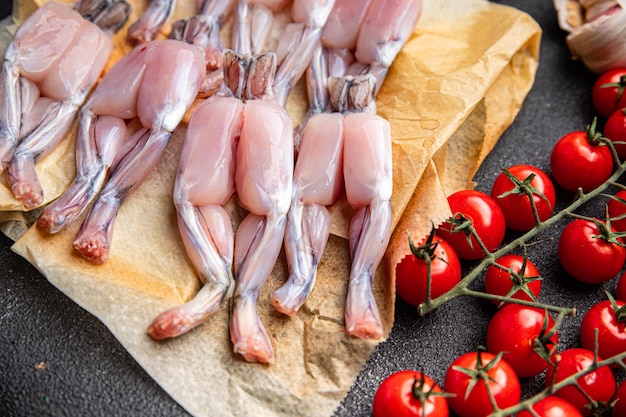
[{"x1": 554, "y1": 0, "x2": 626, "y2": 74}]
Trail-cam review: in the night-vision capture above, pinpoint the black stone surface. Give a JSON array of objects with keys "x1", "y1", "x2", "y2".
[
  {"x1": 0, "y1": 2, "x2": 10, "y2": 21},
  {"x1": 1, "y1": 1, "x2": 623, "y2": 416}
]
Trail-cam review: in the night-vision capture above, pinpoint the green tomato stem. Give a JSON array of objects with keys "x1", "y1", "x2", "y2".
[
  {"x1": 490, "y1": 349, "x2": 626, "y2": 416},
  {"x1": 414, "y1": 149, "x2": 626, "y2": 416},
  {"x1": 418, "y1": 156, "x2": 626, "y2": 317}
]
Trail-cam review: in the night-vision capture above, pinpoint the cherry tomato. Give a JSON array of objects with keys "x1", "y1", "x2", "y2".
[
  {"x1": 613, "y1": 380, "x2": 626, "y2": 417},
  {"x1": 592, "y1": 68, "x2": 626, "y2": 118},
  {"x1": 545, "y1": 348, "x2": 616, "y2": 416},
  {"x1": 372, "y1": 370, "x2": 449, "y2": 417},
  {"x1": 607, "y1": 189, "x2": 626, "y2": 233},
  {"x1": 580, "y1": 297, "x2": 626, "y2": 367},
  {"x1": 437, "y1": 190, "x2": 506, "y2": 260},
  {"x1": 604, "y1": 108, "x2": 626, "y2": 160},
  {"x1": 616, "y1": 271, "x2": 626, "y2": 302},
  {"x1": 395, "y1": 233, "x2": 461, "y2": 306},
  {"x1": 557, "y1": 219, "x2": 626, "y2": 284},
  {"x1": 550, "y1": 122, "x2": 613, "y2": 193},
  {"x1": 517, "y1": 396, "x2": 583, "y2": 417},
  {"x1": 486, "y1": 304, "x2": 557, "y2": 378},
  {"x1": 490, "y1": 164, "x2": 556, "y2": 231},
  {"x1": 484, "y1": 254, "x2": 541, "y2": 306},
  {"x1": 444, "y1": 350, "x2": 520, "y2": 417}
]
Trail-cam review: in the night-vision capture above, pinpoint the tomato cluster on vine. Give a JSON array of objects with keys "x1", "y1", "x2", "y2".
[{"x1": 376, "y1": 67, "x2": 626, "y2": 417}]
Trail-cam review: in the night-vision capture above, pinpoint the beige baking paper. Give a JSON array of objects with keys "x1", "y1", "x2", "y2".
[{"x1": 2, "y1": 0, "x2": 540, "y2": 416}]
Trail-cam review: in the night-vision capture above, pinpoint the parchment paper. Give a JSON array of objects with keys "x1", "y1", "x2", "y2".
[{"x1": 1, "y1": 0, "x2": 541, "y2": 416}]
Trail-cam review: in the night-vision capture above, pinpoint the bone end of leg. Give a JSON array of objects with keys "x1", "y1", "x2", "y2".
[
  {"x1": 272, "y1": 289, "x2": 299, "y2": 317},
  {"x1": 36, "y1": 209, "x2": 67, "y2": 234},
  {"x1": 147, "y1": 282, "x2": 231, "y2": 340},
  {"x1": 73, "y1": 232, "x2": 109, "y2": 264},
  {"x1": 11, "y1": 179, "x2": 43, "y2": 209},
  {"x1": 344, "y1": 278, "x2": 383, "y2": 340},
  {"x1": 230, "y1": 297, "x2": 274, "y2": 364},
  {"x1": 147, "y1": 308, "x2": 197, "y2": 340},
  {"x1": 272, "y1": 274, "x2": 316, "y2": 317},
  {"x1": 345, "y1": 312, "x2": 383, "y2": 340}
]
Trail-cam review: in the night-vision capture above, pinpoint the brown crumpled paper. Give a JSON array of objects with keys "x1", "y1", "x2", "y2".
[{"x1": 1, "y1": 0, "x2": 540, "y2": 416}]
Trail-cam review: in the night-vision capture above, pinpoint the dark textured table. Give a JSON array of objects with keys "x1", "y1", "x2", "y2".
[{"x1": 1, "y1": 1, "x2": 623, "y2": 416}]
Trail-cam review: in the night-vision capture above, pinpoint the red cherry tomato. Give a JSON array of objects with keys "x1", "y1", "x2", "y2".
[
  {"x1": 484, "y1": 254, "x2": 542, "y2": 306},
  {"x1": 604, "y1": 108, "x2": 626, "y2": 160},
  {"x1": 592, "y1": 68, "x2": 626, "y2": 118},
  {"x1": 372, "y1": 370, "x2": 449, "y2": 417},
  {"x1": 607, "y1": 189, "x2": 626, "y2": 233},
  {"x1": 437, "y1": 190, "x2": 506, "y2": 260},
  {"x1": 580, "y1": 298, "x2": 626, "y2": 367},
  {"x1": 550, "y1": 124, "x2": 613, "y2": 193},
  {"x1": 545, "y1": 348, "x2": 616, "y2": 416},
  {"x1": 557, "y1": 219, "x2": 626, "y2": 284},
  {"x1": 613, "y1": 380, "x2": 626, "y2": 417},
  {"x1": 486, "y1": 304, "x2": 557, "y2": 378},
  {"x1": 395, "y1": 234, "x2": 461, "y2": 306},
  {"x1": 444, "y1": 350, "x2": 521, "y2": 417},
  {"x1": 490, "y1": 164, "x2": 556, "y2": 231},
  {"x1": 517, "y1": 396, "x2": 583, "y2": 417}
]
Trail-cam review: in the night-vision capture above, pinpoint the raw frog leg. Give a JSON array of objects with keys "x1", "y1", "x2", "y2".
[
  {"x1": 229, "y1": 52, "x2": 294, "y2": 364},
  {"x1": 35, "y1": 40, "x2": 152, "y2": 234},
  {"x1": 35, "y1": 112, "x2": 128, "y2": 234},
  {"x1": 347, "y1": 0, "x2": 422, "y2": 93},
  {"x1": 343, "y1": 109, "x2": 392, "y2": 339},
  {"x1": 148, "y1": 0, "x2": 329, "y2": 348},
  {"x1": 275, "y1": 76, "x2": 371, "y2": 319},
  {"x1": 335, "y1": 75, "x2": 391, "y2": 339},
  {"x1": 335, "y1": 2, "x2": 420, "y2": 336},
  {"x1": 148, "y1": 89, "x2": 244, "y2": 339},
  {"x1": 318, "y1": 0, "x2": 386, "y2": 77},
  {"x1": 294, "y1": 0, "x2": 421, "y2": 142},
  {"x1": 261, "y1": 0, "x2": 340, "y2": 316},
  {"x1": 38, "y1": 14, "x2": 220, "y2": 238},
  {"x1": 72, "y1": 38, "x2": 206, "y2": 264},
  {"x1": 0, "y1": 0, "x2": 129, "y2": 209},
  {"x1": 168, "y1": 0, "x2": 237, "y2": 95},
  {"x1": 273, "y1": 112, "x2": 344, "y2": 316},
  {"x1": 127, "y1": 0, "x2": 176, "y2": 44},
  {"x1": 279, "y1": 0, "x2": 418, "y2": 337},
  {"x1": 272, "y1": 0, "x2": 336, "y2": 107},
  {"x1": 281, "y1": 4, "x2": 418, "y2": 338},
  {"x1": 319, "y1": 0, "x2": 372, "y2": 74},
  {"x1": 145, "y1": 49, "x2": 252, "y2": 341},
  {"x1": 292, "y1": 0, "x2": 371, "y2": 148},
  {"x1": 229, "y1": 0, "x2": 337, "y2": 362},
  {"x1": 321, "y1": 0, "x2": 373, "y2": 52},
  {"x1": 231, "y1": 0, "x2": 291, "y2": 55},
  {"x1": 292, "y1": 43, "x2": 328, "y2": 150}
]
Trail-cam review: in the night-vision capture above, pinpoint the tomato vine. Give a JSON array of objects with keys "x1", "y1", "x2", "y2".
[
  {"x1": 404, "y1": 133, "x2": 626, "y2": 415},
  {"x1": 419, "y1": 135, "x2": 626, "y2": 317}
]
